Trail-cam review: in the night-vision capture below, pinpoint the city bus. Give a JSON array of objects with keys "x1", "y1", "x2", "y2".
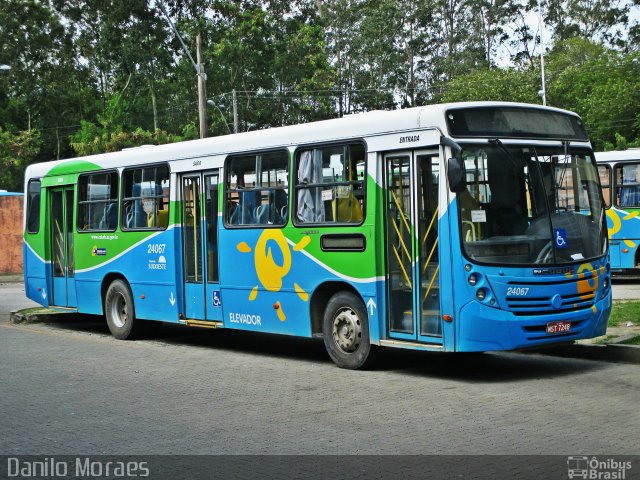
[
  {"x1": 596, "y1": 149, "x2": 640, "y2": 276},
  {"x1": 23, "y1": 102, "x2": 612, "y2": 369}
]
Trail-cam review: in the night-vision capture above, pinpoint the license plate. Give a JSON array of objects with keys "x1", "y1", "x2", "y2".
[{"x1": 546, "y1": 320, "x2": 571, "y2": 334}]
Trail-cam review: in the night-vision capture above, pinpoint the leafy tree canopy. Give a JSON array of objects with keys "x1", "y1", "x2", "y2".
[{"x1": 0, "y1": 0, "x2": 639, "y2": 189}]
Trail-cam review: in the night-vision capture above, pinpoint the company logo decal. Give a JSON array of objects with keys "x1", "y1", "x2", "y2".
[
  {"x1": 91, "y1": 246, "x2": 107, "y2": 256},
  {"x1": 236, "y1": 230, "x2": 311, "y2": 321},
  {"x1": 606, "y1": 209, "x2": 638, "y2": 249},
  {"x1": 563, "y1": 262, "x2": 604, "y2": 313}
]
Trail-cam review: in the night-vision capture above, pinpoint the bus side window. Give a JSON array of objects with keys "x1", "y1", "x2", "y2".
[
  {"x1": 122, "y1": 165, "x2": 170, "y2": 230},
  {"x1": 26, "y1": 179, "x2": 41, "y2": 234},
  {"x1": 77, "y1": 171, "x2": 118, "y2": 232},
  {"x1": 295, "y1": 143, "x2": 365, "y2": 225},
  {"x1": 225, "y1": 150, "x2": 288, "y2": 227},
  {"x1": 597, "y1": 164, "x2": 611, "y2": 208},
  {"x1": 616, "y1": 162, "x2": 640, "y2": 207}
]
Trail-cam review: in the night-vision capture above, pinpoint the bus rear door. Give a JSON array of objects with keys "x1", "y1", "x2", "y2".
[{"x1": 49, "y1": 186, "x2": 77, "y2": 308}]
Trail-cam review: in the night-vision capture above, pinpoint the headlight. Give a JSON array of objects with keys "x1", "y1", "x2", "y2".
[
  {"x1": 468, "y1": 273, "x2": 478, "y2": 286},
  {"x1": 476, "y1": 288, "x2": 486, "y2": 301}
]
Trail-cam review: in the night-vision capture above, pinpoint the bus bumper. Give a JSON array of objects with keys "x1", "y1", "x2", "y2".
[{"x1": 456, "y1": 292, "x2": 612, "y2": 352}]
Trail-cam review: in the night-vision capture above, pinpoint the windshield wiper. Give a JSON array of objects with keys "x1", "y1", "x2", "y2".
[
  {"x1": 554, "y1": 140, "x2": 571, "y2": 196},
  {"x1": 531, "y1": 146, "x2": 558, "y2": 264}
]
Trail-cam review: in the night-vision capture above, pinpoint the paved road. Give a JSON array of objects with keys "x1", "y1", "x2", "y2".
[
  {"x1": 1, "y1": 282, "x2": 639, "y2": 458},
  {"x1": 612, "y1": 278, "x2": 640, "y2": 300}
]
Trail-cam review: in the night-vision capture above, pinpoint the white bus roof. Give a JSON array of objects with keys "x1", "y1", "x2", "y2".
[
  {"x1": 25, "y1": 102, "x2": 581, "y2": 179},
  {"x1": 595, "y1": 149, "x2": 640, "y2": 163}
]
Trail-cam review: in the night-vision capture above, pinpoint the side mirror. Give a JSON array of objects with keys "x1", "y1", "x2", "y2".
[{"x1": 447, "y1": 156, "x2": 467, "y2": 193}]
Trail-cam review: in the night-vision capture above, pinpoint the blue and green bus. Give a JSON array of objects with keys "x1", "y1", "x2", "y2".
[
  {"x1": 596, "y1": 150, "x2": 640, "y2": 276},
  {"x1": 23, "y1": 102, "x2": 612, "y2": 369}
]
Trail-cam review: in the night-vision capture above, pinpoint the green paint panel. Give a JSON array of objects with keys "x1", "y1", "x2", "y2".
[
  {"x1": 46, "y1": 160, "x2": 102, "y2": 177},
  {"x1": 281, "y1": 175, "x2": 383, "y2": 280},
  {"x1": 74, "y1": 229, "x2": 160, "y2": 270},
  {"x1": 41, "y1": 174, "x2": 80, "y2": 188},
  {"x1": 74, "y1": 200, "x2": 180, "y2": 270}
]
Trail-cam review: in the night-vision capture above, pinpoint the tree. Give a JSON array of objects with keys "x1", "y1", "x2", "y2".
[
  {"x1": 545, "y1": 0, "x2": 633, "y2": 47},
  {"x1": 55, "y1": 0, "x2": 178, "y2": 132},
  {"x1": 0, "y1": 0, "x2": 93, "y2": 162},
  {"x1": 438, "y1": 66, "x2": 540, "y2": 103},
  {"x1": 69, "y1": 121, "x2": 197, "y2": 157},
  {"x1": 202, "y1": 0, "x2": 334, "y2": 132},
  {"x1": 0, "y1": 128, "x2": 42, "y2": 191},
  {"x1": 546, "y1": 38, "x2": 640, "y2": 149}
]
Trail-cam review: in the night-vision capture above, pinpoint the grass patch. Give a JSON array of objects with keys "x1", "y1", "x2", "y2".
[
  {"x1": 620, "y1": 335, "x2": 640, "y2": 345},
  {"x1": 594, "y1": 335, "x2": 618, "y2": 345},
  {"x1": 608, "y1": 300, "x2": 640, "y2": 327},
  {"x1": 18, "y1": 307, "x2": 57, "y2": 315}
]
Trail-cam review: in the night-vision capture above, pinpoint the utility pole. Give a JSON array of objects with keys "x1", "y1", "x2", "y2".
[
  {"x1": 196, "y1": 34, "x2": 207, "y2": 138},
  {"x1": 158, "y1": 2, "x2": 208, "y2": 137},
  {"x1": 537, "y1": 0, "x2": 547, "y2": 106},
  {"x1": 232, "y1": 89, "x2": 238, "y2": 133}
]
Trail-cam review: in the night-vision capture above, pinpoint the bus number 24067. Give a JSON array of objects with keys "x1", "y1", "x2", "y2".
[
  {"x1": 148, "y1": 243, "x2": 166, "y2": 254},
  {"x1": 507, "y1": 287, "x2": 529, "y2": 296}
]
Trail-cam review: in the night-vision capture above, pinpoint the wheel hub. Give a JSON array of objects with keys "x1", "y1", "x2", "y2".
[
  {"x1": 332, "y1": 308, "x2": 362, "y2": 353},
  {"x1": 111, "y1": 292, "x2": 128, "y2": 328}
]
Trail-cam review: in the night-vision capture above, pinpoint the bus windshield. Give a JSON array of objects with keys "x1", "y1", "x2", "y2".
[{"x1": 458, "y1": 143, "x2": 606, "y2": 265}]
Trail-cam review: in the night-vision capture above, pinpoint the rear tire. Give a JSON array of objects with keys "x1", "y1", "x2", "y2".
[
  {"x1": 323, "y1": 291, "x2": 378, "y2": 369},
  {"x1": 104, "y1": 279, "x2": 146, "y2": 340}
]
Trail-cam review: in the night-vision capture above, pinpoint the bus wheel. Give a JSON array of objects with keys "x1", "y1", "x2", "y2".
[
  {"x1": 323, "y1": 292, "x2": 378, "y2": 369},
  {"x1": 104, "y1": 279, "x2": 144, "y2": 340}
]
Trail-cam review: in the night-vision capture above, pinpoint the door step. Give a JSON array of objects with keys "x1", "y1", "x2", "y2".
[
  {"x1": 49, "y1": 306, "x2": 78, "y2": 313},
  {"x1": 181, "y1": 319, "x2": 223, "y2": 329},
  {"x1": 379, "y1": 339, "x2": 443, "y2": 351}
]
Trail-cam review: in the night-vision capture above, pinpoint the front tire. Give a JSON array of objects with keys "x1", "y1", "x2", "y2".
[
  {"x1": 104, "y1": 279, "x2": 146, "y2": 340},
  {"x1": 323, "y1": 291, "x2": 378, "y2": 369}
]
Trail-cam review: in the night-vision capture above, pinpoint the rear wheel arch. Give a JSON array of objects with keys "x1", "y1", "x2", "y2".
[
  {"x1": 101, "y1": 273, "x2": 129, "y2": 316},
  {"x1": 309, "y1": 281, "x2": 361, "y2": 336}
]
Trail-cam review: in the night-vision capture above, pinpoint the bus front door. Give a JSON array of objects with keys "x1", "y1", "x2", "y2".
[
  {"x1": 384, "y1": 151, "x2": 443, "y2": 344},
  {"x1": 49, "y1": 187, "x2": 77, "y2": 308},
  {"x1": 181, "y1": 171, "x2": 221, "y2": 322}
]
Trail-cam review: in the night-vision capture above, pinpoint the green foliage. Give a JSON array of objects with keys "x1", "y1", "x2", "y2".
[
  {"x1": 0, "y1": 0, "x2": 639, "y2": 168},
  {"x1": 620, "y1": 334, "x2": 640, "y2": 345},
  {"x1": 203, "y1": 0, "x2": 335, "y2": 132},
  {"x1": 546, "y1": 38, "x2": 640, "y2": 150},
  {"x1": 0, "y1": 128, "x2": 42, "y2": 191},
  {"x1": 438, "y1": 67, "x2": 540, "y2": 103},
  {"x1": 70, "y1": 123, "x2": 193, "y2": 157}
]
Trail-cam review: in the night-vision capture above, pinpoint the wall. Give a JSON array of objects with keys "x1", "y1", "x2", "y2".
[{"x1": 0, "y1": 195, "x2": 24, "y2": 274}]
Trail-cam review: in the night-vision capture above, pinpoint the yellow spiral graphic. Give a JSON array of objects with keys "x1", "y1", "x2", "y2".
[
  {"x1": 254, "y1": 229, "x2": 292, "y2": 292},
  {"x1": 576, "y1": 262, "x2": 598, "y2": 300},
  {"x1": 605, "y1": 210, "x2": 621, "y2": 238}
]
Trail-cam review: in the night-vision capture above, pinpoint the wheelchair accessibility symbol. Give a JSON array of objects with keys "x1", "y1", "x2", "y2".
[
  {"x1": 212, "y1": 290, "x2": 222, "y2": 308},
  {"x1": 554, "y1": 228, "x2": 568, "y2": 249}
]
